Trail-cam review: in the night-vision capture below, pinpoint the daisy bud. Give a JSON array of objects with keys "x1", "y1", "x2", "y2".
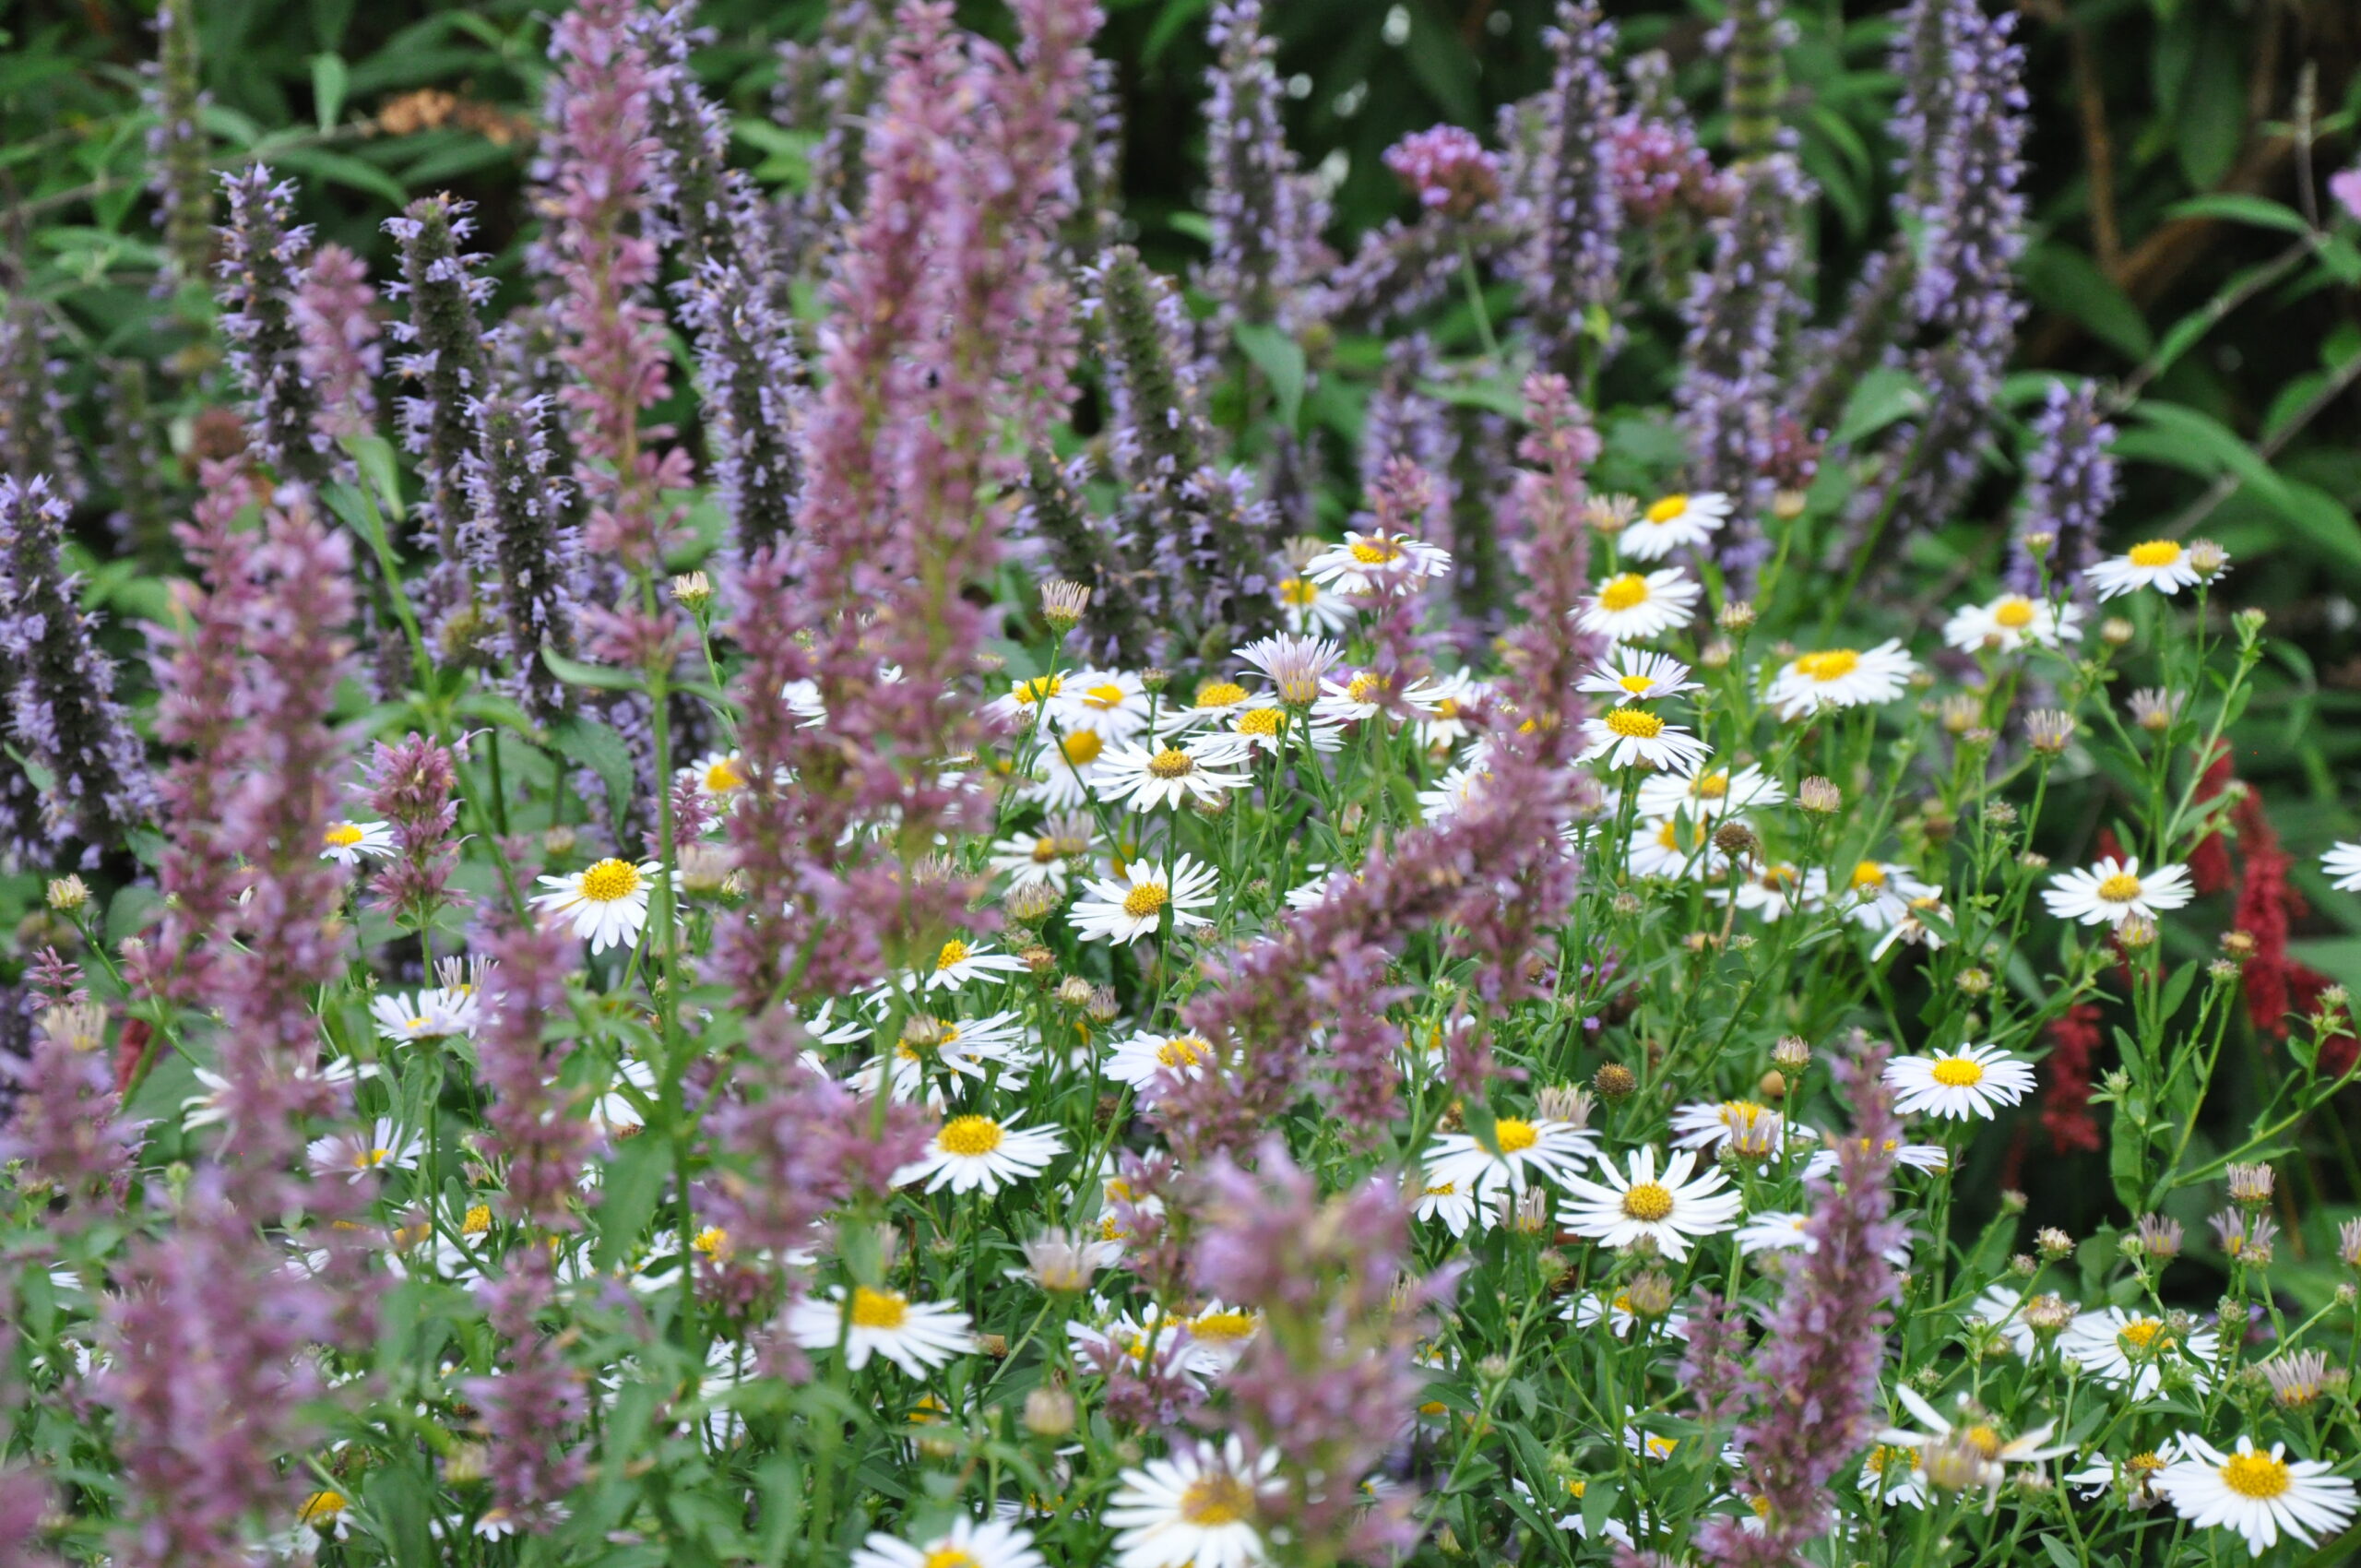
[
  {"x1": 1024, "y1": 1386, "x2": 1077, "y2": 1437},
  {"x1": 2186, "y1": 539, "x2": 2228, "y2": 578},
  {"x1": 1697, "y1": 636, "x2": 1734, "y2": 670},
  {"x1": 1536, "y1": 1084, "x2": 1594, "y2": 1127},
  {"x1": 2225, "y1": 1162, "x2": 2274, "y2": 1206},
  {"x1": 1623, "y1": 1269, "x2": 1675, "y2": 1319},
  {"x1": 1921, "y1": 1433, "x2": 1992, "y2": 1495},
  {"x1": 1716, "y1": 600, "x2": 1757, "y2": 634},
  {"x1": 1797, "y1": 777, "x2": 1842, "y2": 814},
  {"x1": 1772, "y1": 487, "x2": 1808, "y2": 520},
  {"x1": 1710, "y1": 822, "x2": 1758, "y2": 861},
  {"x1": 2023, "y1": 709, "x2": 2075, "y2": 754},
  {"x1": 1955, "y1": 967, "x2": 1991, "y2": 996},
  {"x1": 1511, "y1": 1190, "x2": 1550, "y2": 1235},
  {"x1": 1536, "y1": 1249, "x2": 1570, "y2": 1283},
  {"x1": 44, "y1": 875, "x2": 89, "y2": 913},
  {"x1": 2337, "y1": 1218, "x2": 2361, "y2": 1269},
  {"x1": 1592, "y1": 1062, "x2": 1637, "y2": 1101},
  {"x1": 1086, "y1": 985, "x2": 1121, "y2": 1024},
  {"x1": 676, "y1": 843, "x2": 735, "y2": 896},
  {"x1": 2207, "y1": 958, "x2": 2240, "y2": 985},
  {"x1": 2035, "y1": 1227, "x2": 2073, "y2": 1261},
  {"x1": 2219, "y1": 930, "x2": 2255, "y2": 961},
  {"x1": 1039, "y1": 577, "x2": 1091, "y2": 631},
  {"x1": 1581, "y1": 493, "x2": 1635, "y2": 536},
  {"x1": 2020, "y1": 529, "x2": 2057, "y2": 558},
  {"x1": 670, "y1": 570, "x2": 713, "y2": 611},
  {"x1": 1772, "y1": 1036, "x2": 1810, "y2": 1073},
  {"x1": 544, "y1": 825, "x2": 578, "y2": 858},
  {"x1": 1140, "y1": 668, "x2": 1170, "y2": 694},
  {"x1": 1757, "y1": 1070, "x2": 1786, "y2": 1100},
  {"x1": 2009, "y1": 1253, "x2": 2036, "y2": 1277},
  {"x1": 2100, "y1": 617, "x2": 2134, "y2": 647},
  {"x1": 2115, "y1": 913, "x2": 2158, "y2": 950},
  {"x1": 2135, "y1": 1213, "x2": 2183, "y2": 1260},
  {"x1": 2018, "y1": 850, "x2": 2049, "y2": 870},
  {"x1": 1053, "y1": 976, "x2": 1094, "y2": 1007},
  {"x1": 2127, "y1": 687, "x2": 2179, "y2": 731},
  {"x1": 2023, "y1": 1293, "x2": 2075, "y2": 1338},
  {"x1": 1021, "y1": 946, "x2": 1055, "y2": 974},
  {"x1": 2233, "y1": 606, "x2": 2267, "y2": 637},
  {"x1": 1982, "y1": 800, "x2": 2018, "y2": 827},
  {"x1": 1004, "y1": 881, "x2": 1063, "y2": 923}
]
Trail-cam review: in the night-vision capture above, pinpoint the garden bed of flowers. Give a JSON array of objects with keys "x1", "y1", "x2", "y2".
[{"x1": 2, "y1": 0, "x2": 2360, "y2": 1565}]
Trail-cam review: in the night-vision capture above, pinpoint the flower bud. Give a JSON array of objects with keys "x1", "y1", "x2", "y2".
[
  {"x1": 2035, "y1": 1227, "x2": 2073, "y2": 1261},
  {"x1": 1797, "y1": 777, "x2": 1842, "y2": 814},
  {"x1": 1024, "y1": 1386, "x2": 1076, "y2": 1438},
  {"x1": 1592, "y1": 1062, "x2": 1637, "y2": 1101},
  {"x1": 45, "y1": 875, "x2": 89, "y2": 913}
]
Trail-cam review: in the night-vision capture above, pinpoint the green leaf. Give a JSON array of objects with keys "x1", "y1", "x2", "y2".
[
  {"x1": 2175, "y1": 41, "x2": 2243, "y2": 190},
  {"x1": 262, "y1": 144, "x2": 408, "y2": 207},
  {"x1": 550, "y1": 714, "x2": 636, "y2": 825},
  {"x1": 541, "y1": 648, "x2": 643, "y2": 694},
  {"x1": 2164, "y1": 194, "x2": 2313, "y2": 236},
  {"x1": 310, "y1": 53, "x2": 349, "y2": 133},
  {"x1": 2021, "y1": 244, "x2": 2154, "y2": 360},
  {"x1": 1831, "y1": 366, "x2": 1926, "y2": 448},
  {"x1": 362, "y1": 1461, "x2": 435, "y2": 1568},
  {"x1": 1414, "y1": 376, "x2": 1526, "y2": 418},
  {"x1": 2038, "y1": 1532, "x2": 2080, "y2": 1568},
  {"x1": 594, "y1": 1136, "x2": 670, "y2": 1275},
  {"x1": 342, "y1": 433, "x2": 408, "y2": 525},
  {"x1": 1232, "y1": 322, "x2": 1306, "y2": 431}
]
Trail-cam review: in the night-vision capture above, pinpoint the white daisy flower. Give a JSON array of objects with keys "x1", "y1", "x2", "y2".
[
  {"x1": 1671, "y1": 1099, "x2": 1788, "y2": 1158},
  {"x1": 1734, "y1": 1209, "x2": 1916, "y2": 1267},
  {"x1": 320, "y1": 819, "x2": 395, "y2": 865},
  {"x1": 1170, "y1": 677, "x2": 1256, "y2": 732},
  {"x1": 370, "y1": 986, "x2": 480, "y2": 1042},
  {"x1": 1414, "y1": 1176, "x2": 1492, "y2": 1238},
  {"x1": 1560, "y1": 1289, "x2": 1691, "y2": 1340},
  {"x1": 1869, "y1": 891, "x2": 1955, "y2": 958},
  {"x1": 2154, "y1": 1435, "x2": 2355, "y2": 1557},
  {"x1": 1106, "y1": 1030, "x2": 1224, "y2": 1099},
  {"x1": 1275, "y1": 573, "x2": 1356, "y2": 633},
  {"x1": 587, "y1": 1055, "x2": 659, "y2": 1140},
  {"x1": 1559, "y1": 1146, "x2": 1742, "y2": 1261},
  {"x1": 854, "y1": 1011, "x2": 1034, "y2": 1103},
  {"x1": 1575, "y1": 568, "x2": 1700, "y2": 641},
  {"x1": 1183, "y1": 1301, "x2": 1261, "y2": 1372},
  {"x1": 1800, "y1": 1134, "x2": 1949, "y2": 1181},
  {"x1": 787, "y1": 1286, "x2": 973, "y2": 1375},
  {"x1": 1418, "y1": 759, "x2": 1491, "y2": 825},
  {"x1": 1106, "y1": 1436, "x2": 1281, "y2": 1568},
  {"x1": 1624, "y1": 814, "x2": 1730, "y2": 880},
  {"x1": 884, "y1": 936, "x2": 1031, "y2": 994},
  {"x1": 1406, "y1": 668, "x2": 1489, "y2": 748},
  {"x1": 1510, "y1": 1475, "x2": 1638, "y2": 1544},
  {"x1": 530, "y1": 857, "x2": 665, "y2": 954},
  {"x1": 1310, "y1": 668, "x2": 1442, "y2": 727},
  {"x1": 1619, "y1": 491, "x2": 1731, "y2": 561},
  {"x1": 988, "y1": 817, "x2": 1093, "y2": 890},
  {"x1": 1022, "y1": 729, "x2": 1107, "y2": 809},
  {"x1": 1821, "y1": 860, "x2": 1940, "y2": 932},
  {"x1": 1093, "y1": 732, "x2": 1252, "y2": 813},
  {"x1": 2060, "y1": 1307, "x2": 2219, "y2": 1398},
  {"x1": 1067, "y1": 1308, "x2": 1210, "y2": 1384},
  {"x1": 1710, "y1": 864, "x2": 1818, "y2": 921},
  {"x1": 1633, "y1": 763, "x2": 1786, "y2": 822},
  {"x1": 2085, "y1": 540, "x2": 2205, "y2": 600},
  {"x1": 1420, "y1": 1114, "x2": 1598, "y2": 1204},
  {"x1": 1883, "y1": 1042, "x2": 2036, "y2": 1120},
  {"x1": 850, "y1": 1516, "x2": 1047, "y2": 1568},
  {"x1": 2066, "y1": 1438, "x2": 2183, "y2": 1502},
  {"x1": 1766, "y1": 640, "x2": 1918, "y2": 719},
  {"x1": 1236, "y1": 632, "x2": 1343, "y2": 707},
  {"x1": 1942, "y1": 593, "x2": 2082, "y2": 653},
  {"x1": 305, "y1": 1116, "x2": 421, "y2": 1183},
  {"x1": 1224, "y1": 703, "x2": 1343, "y2": 759},
  {"x1": 781, "y1": 678, "x2": 829, "y2": 727},
  {"x1": 1578, "y1": 647, "x2": 1702, "y2": 706},
  {"x1": 2041, "y1": 855, "x2": 2195, "y2": 929},
  {"x1": 184, "y1": 1058, "x2": 368, "y2": 1131},
  {"x1": 679, "y1": 751, "x2": 748, "y2": 802},
  {"x1": 1052, "y1": 669, "x2": 1153, "y2": 741},
  {"x1": 1303, "y1": 529, "x2": 1453, "y2": 597},
  {"x1": 1070, "y1": 855, "x2": 1220, "y2": 945},
  {"x1": 1876, "y1": 1385, "x2": 2070, "y2": 1505},
  {"x1": 2324, "y1": 841, "x2": 2361, "y2": 892},
  {"x1": 1577, "y1": 707, "x2": 1710, "y2": 775},
  {"x1": 1858, "y1": 1443, "x2": 1930, "y2": 1508},
  {"x1": 989, "y1": 672, "x2": 1072, "y2": 730},
  {"x1": 894, "y1": 1113, "x2": 1066, "y2": 1195},
  {"x1": 1971, "y1": 1285, "x2": 2076, "y2": 1359}
]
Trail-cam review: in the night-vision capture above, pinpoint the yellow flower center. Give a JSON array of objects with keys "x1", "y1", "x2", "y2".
[
  {"x1": 1655, "y1": 819, "x2": 1684, "y2": 850},
  {"x1": 2127, "y1": 540, "x2": 2183, "y2": 569},
  {"x1": 1192, "y1": 1309, "x2": 1255, "y2": 1340},
  {"x1": 1564, "y1": 1478, "x2": 1587, "y2": 1499},
  {"x1": 1157, "y1": 1036, "x2": 1209, "y2": 1067},
  {"x1": 1492, "y1": 1118, "x2": 1540, "y2": 1154},
  {"x1": 1695, "y1": 771, "x2": 1729, "y2": 799},
  {"x1": 1992, "y1": 598, "x2": 2035, "y2": 630},
  {"x1": 935, "y1": 939, "x2": 969, "y2": 970},
  {"x1": 1082, "y1": 683, "x2": 1127, "y2": 710},
  {"x1": 1930, "y1": 1057, "x2": 1984, "y2": 1087},
  {"x1": 1195, "y1": 681, "x2": 1248, "y2": 708},
  {"x1": 1061, "y1": 730, "x2": 1104, "y2": 766},
  {"x1": 1643, "y1": 1434, "x2": 1679, "y2": 1459},
  {"x1": 1596, "y1": 574, "x2": 1650, "y2": 612},
  {"x1": 1850, "y1": 861, "x2": 1888, "y2": 890},
  {"x1": 352, "y1": 1146, "x2": 393, "y2": 1170},
  {"x1": 1603, "y1": 708, "x2": 1665, "y2": 739},
  {"x1": 2096, "y1": 872, "x2": 2143, "y2": 902},
  {"x1": 1963, "y1": 1425, "x2": 2002, "y2": 1459},
  {"x1": 2117, "y1": 1317, "x2": 2167, "y2": 1352},
  {"x1": 1346, "y1": 672, "x2": 1383, "y2": 703},
  {"x1": 938, "y1": 1115, "x2": 1004, "y2": 1158},
  {"x1": 1014, "y1": 674, "x2": 1062, "y2": 706},
  {"x1": 1644, "y1": 494, "x2": 1688, "y2": 524},
  {"x1": 578, "y1": 858, "x2": 643, "y2": 903},
  {"x1": 1350, "y1": 538, "x2": 1404, "y2": 565},
  {"x1": 704, "y1": 757, "x2": 745, "y2": 792},
  {"x1": 463, "y1": 1204, "x2": 492, "y2": 1235},
  {"x1": 1763, "y1": 865, "x2": 1798, "y2": 890},
  {"x1": 920, "y1": 1550, "x2": 982, "y2": 1568},
  {"x1": 1617, "y1": 673, "x2": 1655, "y2": 695},
  {"x1": 1179, "y1": 1473, "x2": 1255, "y2": 1526},
  {"x1": 848, "y1": 1286, "x2": 908, "y2": 1330},
  {"x1": 1280, "y1": 576, "x2": 1318, "y2": 606},
  {"x1": 1622, "y1": 1182, "x2": 1675, "y2": 1222},
  {"x1": 1031, "y1": 837, "x2": 1061, "y2": 863},
  {"x1": 2128, "y1": 1451, "x2": 2166, "y2": 1475},
  {"x1": 298, "y1": 1491, "x2": 346, "y2": 1526},
  {"x1": 2220, "y1": 1451, "x2": 2291, "y2": 1500},
  {"x1": 1794, "y1": 648, "x2": 1859, "y2": 683},
  {"x1": 1121, "y1": 882, "x2": 1169, "y2": 920},
  {"x1": 323, "y1": 822, "x2": 365, "y2": 849},
  {"x1": 694, "y1": 1226, "x2": 730, "y2": 1257},
  {"x1": 1147, "y1": 748, "x2": 1196, "y2": 778},
  {"x1": 1237, "y1": 707, "x2": 1285, "y2": 737}
]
